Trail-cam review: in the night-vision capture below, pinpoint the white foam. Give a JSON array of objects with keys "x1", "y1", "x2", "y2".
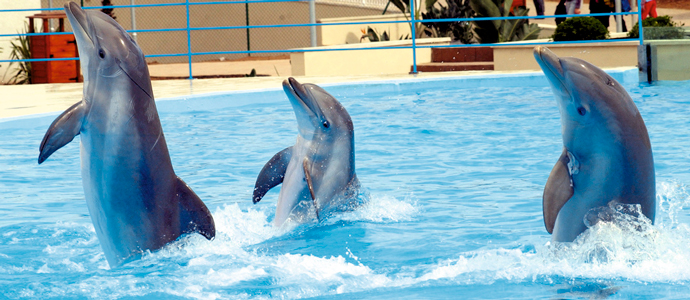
[
  {"x1": 417, "y1": 181, "x2": 690, "y2": 285},
  {"x1": 338, "y1": 193, "x2": 418, "y2": 223}
]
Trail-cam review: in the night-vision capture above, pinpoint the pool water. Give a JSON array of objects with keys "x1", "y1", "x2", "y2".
[{"x1": 2, "y1": 70, "x2": 690, "y2": 299}]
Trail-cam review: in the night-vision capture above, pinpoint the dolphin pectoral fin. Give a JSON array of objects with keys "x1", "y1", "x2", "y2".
[
  {"x1": 176, "y1": 177, "x2": 216, "y2": 240},
  {"x1": 302, "y1": 158, "x2": 320, "y2": 220},
  {"x1": 543, "y1": 148, "x2": 574, "y2": 234},
  {"x1": 253, "y1": 146, "x2": 293, "y2": 204},
  {"x1": 38, "y1": 101, "x2": 85, "y2": 164}
]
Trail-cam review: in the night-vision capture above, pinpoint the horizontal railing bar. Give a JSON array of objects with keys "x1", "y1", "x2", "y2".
[
  {"x1": 0, "y1": 0, "x2": 308, "y2": 13},
  {"x1": 0, "y1": 37, "x2": 640, "y2": 64},
  {"x1": 0, "y1": 11, "x2": 641, "y2": 38}
]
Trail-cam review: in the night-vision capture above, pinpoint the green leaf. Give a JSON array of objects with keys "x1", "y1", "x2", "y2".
[
  {"x1": 389, "y1": 0, "x2": 408, "y2": 13},
  {"x1": 425, "y1": 0, "x2": 438, "y2": 10},
  {"x1": 502, "y1": 0, "x2": 513, "y2": 17},
  {"x1": 469, "y1": 0, "x2": 501, "y2": 30},
  {"x1": 519, "y1": 23, "x2": 541, "y2": 40}
]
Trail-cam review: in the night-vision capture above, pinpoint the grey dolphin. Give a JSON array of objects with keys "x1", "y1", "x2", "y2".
[
  {"x1": 534, "y1": 46, "x2": 655, "y2": 242},
  {"x1": 38, "y1": 2, "x2": 214, "y2": 267},
  {"x1": 252, "y1": 77, "x2": 360, "y2": 226}
]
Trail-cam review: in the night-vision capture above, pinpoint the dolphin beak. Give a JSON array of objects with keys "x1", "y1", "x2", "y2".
[
  {"x1": 534, "y1": 46, "x2": 564, "y2": 79},
  {"x1": 64, "y1": 2, "x2": 95, "y2": 47},
  {"x1": 285, "y1": 78, "x2": 324, "y2": 118},
  {"x1": 283, "y1": 77, "x2": 324, "y2": 121},
  {"x1": 534, "y1": 46, "x2": 572, "y2": 102}
]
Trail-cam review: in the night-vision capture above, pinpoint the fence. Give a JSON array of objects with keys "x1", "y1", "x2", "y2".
[{"x1": 0, "y1": 0, "x2": 646, "y2": 81}]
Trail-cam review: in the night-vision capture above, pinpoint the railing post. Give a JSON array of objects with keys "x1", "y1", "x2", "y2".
[
  {"x1": 131, "y1": 0, "x2": 137, "y2": 43},
  {"x1": 186, "y1": 0, "x2": 193, "y2": 80},
  {"x1": 410, "y1": 0, "x2": 417, "y2": 74},
  {"x1": 246, "y1": 2, "x2": 251, "y2": 56},
  {"x1": 638, "y1": 0, "x2": 644, "y2": 45},
  {"x1": 615, "y1": 0, "x2": 622, "y2": 32},
  {"x1": 309, "y1": 0, "x2": 317, "y2": 47}
]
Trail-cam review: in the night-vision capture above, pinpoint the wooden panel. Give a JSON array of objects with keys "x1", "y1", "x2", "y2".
[
  {"x1": 48, "y1": 61, "x2": 78, "y2": 83},
  {"x1": 30, "y1": 36, "x2": 48, "y2": 58},
  {"x1": 49, "y1": 35, "x2": 77, "y2": 58},
  {"x1": 29, "y1": 33, "x2": 79, "y2": 83},
  {"x1": 32, "y1": 62, "x2": 49, "y2": 83}
]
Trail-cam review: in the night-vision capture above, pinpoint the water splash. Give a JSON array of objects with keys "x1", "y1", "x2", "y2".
[
  {"x1": 417, "y1": 181, "x2": 690, "y2": 285},
  {"x1": 337, "y1": 193, "x2": 418, "y2": 223}
]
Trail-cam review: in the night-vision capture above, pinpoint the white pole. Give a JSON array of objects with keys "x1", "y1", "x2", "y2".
[
  {"x1": 131, "y1": 0, "x2": 138, "y2": 42},
  {"x1": 309, "y1": 0, "x2": 316, "y2": 47},
  {"x1": 49, "y1": 0, "x2": 54, "y2": 31},
  {"x1": 615, "y1": 0, "x2": 622, "y2": 32}
]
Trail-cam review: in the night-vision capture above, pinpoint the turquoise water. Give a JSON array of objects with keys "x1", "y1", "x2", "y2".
[{"x1": 2, "y1": 70, "x2": 690, "y2": 299}]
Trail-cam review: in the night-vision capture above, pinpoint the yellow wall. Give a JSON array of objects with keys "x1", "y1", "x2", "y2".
[
  {"x1": 40, "y1": 0, "x2": 393, "y2": 63},
  {"x1": 493, "y1": 41, "x2": 639, "y2": 71},
  {"x1": 318, "y1": 14, "x2": 411, "y2": 46},
  {"x1": 291, "y1": 37, "x2": 450, "y2": 76}
]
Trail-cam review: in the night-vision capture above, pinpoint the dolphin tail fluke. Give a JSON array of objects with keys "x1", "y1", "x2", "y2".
[
  {"x1": 253, "y1": 146, "x2": 293, "y2": 204},
  {"x1": 543, "y1": 148, "x2": 575, "y2": 234},
  {"x1": 176, "y1": 177, "x2": 216, "y2": 240},
  {"x1": 38, "y1": 101, "x2": 85, "y2": 164}
]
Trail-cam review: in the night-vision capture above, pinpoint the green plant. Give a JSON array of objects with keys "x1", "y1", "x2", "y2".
[
  {"x1": 360, "y1": 27, "x2": 410, "y2": 42},
  {"x1": 628, "y1": 15, "x2": 685, "y2": 39},
  {"x1": 388, "y1": 0, "x2": 437, "y2": 38},
  {"x1": 421, "y1": 0, "x2": 475, "y2": 44},
  {"x1": 552, "y1": 17, "x2": 609, "y2": 41},
  {"x1": 469, "y1": 0, "x2": 540, "y2": 43},
  {"x1": 5, "y1": 26, "x2": 32, "y2": 84},
  {"x1": 361, "y1": 27, "x2": 390, "y2": 42}
]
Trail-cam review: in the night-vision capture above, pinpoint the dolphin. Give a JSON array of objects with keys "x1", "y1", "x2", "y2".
[
  {"x1": 252, "y1": 78, "x2": 360, "y2": 226},
  {"x1": 534, "y1": 46, "x2": 655, "y2": 242},
  {"x1": 37, "y1": 2, "x2": 215, "y2": 267}
]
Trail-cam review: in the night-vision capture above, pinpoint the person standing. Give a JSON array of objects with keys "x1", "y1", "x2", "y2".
[
  {"x1": 589, "y1": 0, "x2": 612, "y2": 28},
  {"x1": 566, "y1": 0, "x2": 581, "y2": 15},
  {"x1": 533, "y1": 0, "x2": 545, "y2": 17},
  {"x1": 642, "y1": 0, "x2": 658, "y2": 19}
]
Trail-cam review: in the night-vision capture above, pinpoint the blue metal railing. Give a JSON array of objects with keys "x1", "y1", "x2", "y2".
[{"x1": 0, "y1": 0, "x2": 645, "y2": 80}]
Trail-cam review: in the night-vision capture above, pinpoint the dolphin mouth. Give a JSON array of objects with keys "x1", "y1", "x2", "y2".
[
  {"x1": 534, "y1": 46, "x2": 572, "y2": 100},
  {"x1": 283, "y1": 77, "x2": 324, "y2": 122},
  {"x1": 64, "y1": 2, "x2": 95, "y2": 46},
  {"x1": 534, "y1": 46, "x2": 564, "y2": 82}
]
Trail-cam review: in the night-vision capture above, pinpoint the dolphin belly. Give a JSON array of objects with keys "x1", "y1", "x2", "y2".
[{"x1": 275, "y1": 155, "x2": 312, "y2": 225}]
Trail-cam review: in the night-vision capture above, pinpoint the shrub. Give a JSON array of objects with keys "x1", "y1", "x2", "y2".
[
  {"x1": 468, "y1": 0, "x2": 540, "y2": 43},
  {"x1": 628, "y1": 15, "x2": 685, "y2": 39},
  {"x1": 422, "y1": 0, "x2": 476, "y2": 44},
  {"x1": 552, "y1": 17, "x2": 609, "y2": 41}
]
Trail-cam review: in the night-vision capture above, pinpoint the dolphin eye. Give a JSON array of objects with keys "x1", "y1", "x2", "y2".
[
  {"x1": 577, "y1": 107, "x2": 587, "y2": 116},
  {"x1": 606, "y1": 78, "x2": 614, "y2": 86},
  {"x1": 322, "y1": 120, "x2": 330, "y2": 128},
  {"x1": 98, "y1": 49, "x2": 105, "y2": 59}
]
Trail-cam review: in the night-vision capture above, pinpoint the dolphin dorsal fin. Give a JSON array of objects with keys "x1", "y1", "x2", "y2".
[
  {"x1": 253, "y1": 146, "x2": 293, "y2": 203},
  {"x1": 303, "y1": 158, "x2": 320, "y2": 220},
  {"x1": 38, "y1": 101, "x2": 85, "y2": 164},
  {"x1": 176, "y1": 177, "x2": 215, "y2": 240},
  {"x1": 543, "y1": 148, "x2": 574, "y2": 234}
]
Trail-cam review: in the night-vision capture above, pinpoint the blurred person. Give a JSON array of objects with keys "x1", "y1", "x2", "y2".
[
  {"x1": 533, "y1": 0, "x2": 545, "y2": 17},
  {"x1": 642, "y1": 0, "x2": 657, "y2": 19},
  {"x1": 566, "y1": 0, "x2": 581, "y2": 15},
  {"x1": 555, "y1": 0, "x2": 567, "y2": 25},
  {"x1": 589, "y1": 0, "x2": 612, "y2": 27}
]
